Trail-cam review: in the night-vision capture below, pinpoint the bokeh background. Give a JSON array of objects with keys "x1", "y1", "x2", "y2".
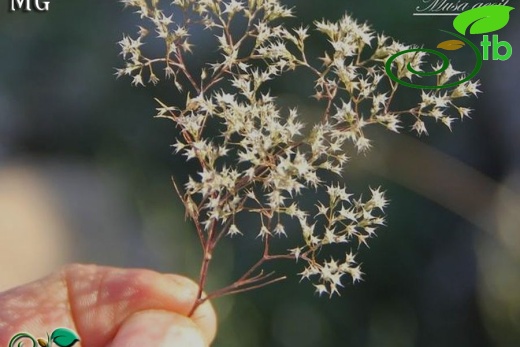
[{"x1": 1, "y1": 0, "x2": 519, "y2": 346}]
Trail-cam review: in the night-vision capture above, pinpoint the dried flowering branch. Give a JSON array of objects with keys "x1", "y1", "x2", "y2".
[{"x1": 117, "y1": 0, "x2": 480, "y2": 314}]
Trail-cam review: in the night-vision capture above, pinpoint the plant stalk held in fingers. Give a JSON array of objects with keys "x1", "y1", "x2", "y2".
[{"x1": 117, "y1": 0, "x2": 480, "y2": 313}]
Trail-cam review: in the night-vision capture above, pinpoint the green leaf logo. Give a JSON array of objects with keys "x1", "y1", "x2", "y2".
[
  {"x1": 49, "y1": 328, "x2": 80, "y2": 347},
  {"x1": 453, "y1": 5, "x2": 514, "y2": 35}
]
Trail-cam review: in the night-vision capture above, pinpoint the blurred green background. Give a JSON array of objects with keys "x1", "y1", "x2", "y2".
[{"x1": 1, "y1": 0, "x2": 519, "y2": 346}]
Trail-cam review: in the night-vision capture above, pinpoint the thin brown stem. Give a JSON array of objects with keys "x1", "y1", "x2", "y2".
[
  {"x1": 188, "y1": 219, "x2": 217, "y2": 317},
  {"x1": 207, "y1": 275, "x2": 287, "y2": 300},
  {"x1": 175, "y1": 49, "x2": 201, "y2": 94}
]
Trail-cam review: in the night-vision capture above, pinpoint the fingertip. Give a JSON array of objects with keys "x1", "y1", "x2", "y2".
[
  {"x1": 110, "y1": 310, "x2": 207, "y2": 347},
  {"x1": 164, "y1": 275, "x2": 217, "y2": 345},
  {"x1": 61, "y1": 265, "x2": 218, "y2": 345}
]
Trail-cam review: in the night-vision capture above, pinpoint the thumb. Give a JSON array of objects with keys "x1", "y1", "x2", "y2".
[{"x1": 110, "y1": 310, "x2": 207, "y2": 347}]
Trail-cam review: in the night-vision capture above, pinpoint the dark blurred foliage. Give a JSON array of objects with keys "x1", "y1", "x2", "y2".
[{"x1": 1, "y1": 1, "x2": 519, "y2": 346}]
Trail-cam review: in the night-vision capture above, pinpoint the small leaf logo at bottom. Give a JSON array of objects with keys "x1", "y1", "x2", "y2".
[
  {"x1": 437, "y1": 39, "x2": 466, "y2": 51},
  {"x1": 49, "y1": 328, "x2": 80, "y2": 347}
]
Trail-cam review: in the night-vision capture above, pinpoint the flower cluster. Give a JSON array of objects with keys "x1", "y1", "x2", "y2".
[{"x1": 118, "y1": 0, "x2": 479, "y2": 302}]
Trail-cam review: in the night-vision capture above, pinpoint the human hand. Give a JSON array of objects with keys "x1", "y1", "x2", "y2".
[{"x1": 0, "y1": 264, "x2": 216, "y2": 347}]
